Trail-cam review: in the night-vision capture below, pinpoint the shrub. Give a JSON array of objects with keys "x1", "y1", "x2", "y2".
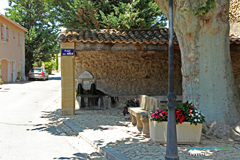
[
  {"x1": 125, "y1": 98, "x2": 141, "y2": 107},
  {"x1": 44, "y1": 61, "x2": 54, "y2": 74}
]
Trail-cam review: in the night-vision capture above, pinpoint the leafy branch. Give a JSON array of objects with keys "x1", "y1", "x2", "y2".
[{"x1": 193, "y1": 0, "x2": 216, "y2": 17}]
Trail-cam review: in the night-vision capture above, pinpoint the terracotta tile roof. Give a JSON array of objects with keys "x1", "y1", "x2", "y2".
[
  {"x1": 230, "y1": 33, "x2": 240, "y2": 44},
  {"x1": 59, "y1": 28, "x2": 178, "y2": 44},
  {"x1": 0, "y1": 13, "x2": 28, "y2": 32},
  {"x1": 59, "y1": 28, "x2": 240, "y2": 45}
]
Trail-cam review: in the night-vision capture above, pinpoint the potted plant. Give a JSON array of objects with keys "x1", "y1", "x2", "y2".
[
  {"x1": 123, "y1": 98, "x2": 141, "y2": 116},
  {"x1": 148, "y1": 101, "x2": 205, "y2": 144}
]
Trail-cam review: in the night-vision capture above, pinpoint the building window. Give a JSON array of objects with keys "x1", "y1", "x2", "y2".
[{"x1": 1, "y1": 23, "x2": 9, "y2": 42}]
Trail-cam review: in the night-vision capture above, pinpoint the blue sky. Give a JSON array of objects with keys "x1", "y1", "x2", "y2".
[{"x1": 0, "y1": 0, "x2": 10, "y2": 14}]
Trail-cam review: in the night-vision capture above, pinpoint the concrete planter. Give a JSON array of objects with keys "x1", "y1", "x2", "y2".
[{"x1": 149, "y1": 121, "x2": 202, "y2": 144}]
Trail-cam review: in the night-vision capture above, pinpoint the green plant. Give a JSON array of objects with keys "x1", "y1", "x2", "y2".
[
  {"x1": 44, "y1": 61, "x2": 54, "y2": 74},
  {"x1": 193, "y1": 0, "x2": 216, "y2": 17},
  {"x1": 149, "y1": 101, "x2": 205, "y2": 126},
  {"x1": 56, "y1": 54, "x2": 59, "y2": 70},
  {"x1": 149, "y1": 108, "x2": 168, "y2": 123},
  {"x1": 33, "y1": 60, "x2": 43, "y2": 68},
  {"x1": 125, "y1": 98, "x2": 141, "y2": 107},
  {"x1": 0, "y1": 76, "x2": 4, "y2": 84},
  {"x1": 17, "y1": 72, "x2": 22, "y2": 80},
  {"x1": 202, "y1": 127, "x2": 207, "y2": 134},
  {"x1": 0, "y1": 64, "x2": 2, "y2": 69},
  {"x1": 176, "y1": 101, "x2": 205, "y2": 125}
]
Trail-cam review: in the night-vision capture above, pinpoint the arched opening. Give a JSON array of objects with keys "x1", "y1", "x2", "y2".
[{"x1": 1, "y1": 59, "x2": 9, "y2": 82}]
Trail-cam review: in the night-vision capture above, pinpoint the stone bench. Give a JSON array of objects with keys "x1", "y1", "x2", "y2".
[
  {"x1": 128, "y1": 95, "x2": 182, "y2": 137},
  {"x1": 128, "y1": 107, "x2": 149, "y2": 136}
]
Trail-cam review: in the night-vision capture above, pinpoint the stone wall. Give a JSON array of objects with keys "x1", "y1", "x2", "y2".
[
  {"x1": 75, "y1": 50, "x2": 182, "y2": 96},
  {"x1": 231, "y1": 51, "x2": 240, "y2": 95},
  {"x1": 230, "y1": 0, "x2": 240, "y2": 36}
]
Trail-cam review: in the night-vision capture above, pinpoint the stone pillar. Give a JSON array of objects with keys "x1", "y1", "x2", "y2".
[{"x1": 61, "y1": 43, "x2": 75, "y2": 115}]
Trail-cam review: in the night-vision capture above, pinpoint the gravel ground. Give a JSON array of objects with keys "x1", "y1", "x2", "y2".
[{"x1": 50, "y1": 98, "x2": 240, "y2": 160}]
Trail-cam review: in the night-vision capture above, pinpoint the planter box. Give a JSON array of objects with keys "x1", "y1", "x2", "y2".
[{"x1": 149, "y1": 121, "x2": 202, "y2": 144}]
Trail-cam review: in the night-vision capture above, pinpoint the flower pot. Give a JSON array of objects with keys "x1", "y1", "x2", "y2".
[{"x1": 149, "y1": 121, "x2": 202, "y2": 144}]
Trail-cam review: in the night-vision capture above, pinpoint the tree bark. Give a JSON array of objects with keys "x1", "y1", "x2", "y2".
[{"x1": 155, "y1": 0, "x2": 240, "y2": 138}]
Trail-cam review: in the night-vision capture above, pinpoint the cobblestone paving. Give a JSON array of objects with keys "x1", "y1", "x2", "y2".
[{"x1": 49, "y1": 99, "x2": 240, "y2": 160}]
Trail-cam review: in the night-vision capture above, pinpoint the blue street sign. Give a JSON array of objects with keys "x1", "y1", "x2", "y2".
[{"x1": 61, "y1": 49, "x2": 74, "y2": 56}]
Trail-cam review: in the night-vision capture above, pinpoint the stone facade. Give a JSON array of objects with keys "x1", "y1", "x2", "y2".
[
  {"x1": 75, "y1": 50, "x2": 182, "y2": 96},
  {"x1": 74, "y1": 49, "x2": 240, "y2": 97},
  {"x1": 230, "y1": 0, "x2": 240, "y2": 36},
  {"x1": 231, "y1": 51, "x2": 240, "y2": 95}
]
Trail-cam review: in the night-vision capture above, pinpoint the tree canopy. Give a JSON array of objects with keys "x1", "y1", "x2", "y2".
[
  {"x1": 53, "y1": 0, "x2": 167, "y2": 29},
  {"x1": 4, "y1": 0, "x2": 167, "y2": 73},
  {"x1": 5, "y1": 0, "x2": 60, "y2": 74}
]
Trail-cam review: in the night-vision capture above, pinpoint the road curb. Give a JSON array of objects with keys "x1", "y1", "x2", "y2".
[{"x1": 57, "y1": 116, "x2": 131, "y2": 160}]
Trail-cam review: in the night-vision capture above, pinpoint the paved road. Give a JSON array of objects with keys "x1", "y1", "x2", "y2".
[{"x1": 0, "y1": 73, "x2": 103, "y2": 160}]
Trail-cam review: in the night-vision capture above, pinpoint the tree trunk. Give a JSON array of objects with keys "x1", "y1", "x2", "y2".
[{"x1": 155, "y1": 0, "x2": 240, "y2": 138}]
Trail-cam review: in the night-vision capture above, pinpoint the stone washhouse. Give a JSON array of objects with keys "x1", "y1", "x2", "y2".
[{"x1": 58, "y1": 28, "x2": 240, "y2": 115}]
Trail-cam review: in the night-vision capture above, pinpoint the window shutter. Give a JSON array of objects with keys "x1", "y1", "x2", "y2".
[
  {"x1": 6, "y1": 26, "x2": 9, "y2": 42},
  {"x1": 1, "y1": 23, "x2": 3, "y2": 40}
]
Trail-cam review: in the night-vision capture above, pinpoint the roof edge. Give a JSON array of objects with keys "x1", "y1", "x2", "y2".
[{"x1": 0, "y1": 13, "x2": 28, "y2": 32}]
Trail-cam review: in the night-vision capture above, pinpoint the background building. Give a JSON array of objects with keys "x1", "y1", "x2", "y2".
[{"x1": 0, "y1": 13, "x2": 27, "y2": 82}]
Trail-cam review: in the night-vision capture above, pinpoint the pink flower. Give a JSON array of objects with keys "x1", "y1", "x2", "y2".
[
  {"x1": 159, "y1": 113, "x2": 163, "y2": 117},
  {"x1": 155, "y1": 111, "x2": 158, "y2": 114}
]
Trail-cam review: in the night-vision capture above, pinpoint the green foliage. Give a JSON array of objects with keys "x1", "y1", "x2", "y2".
[
  {"x1": 53, "y1": 0, "x2": 167, "y2": 29},
  {"x1": 193, "y1": 0, "x2": 216, "y2": 17},
  {"x1": 44, "y1": 61, "x2": 54, "y2": 74},
  {"x1": 17, "y1": 72, "x2": 22, "y2": 80},
  {"x1": 125, "y1": 98, "x2": 140, "y2": 107},
  {"x1": 149, "y1": 102, "x2": 205, "y2": 126},
  {"x1": 5, "y1": 0, "x2": 60, "y2": 75},
  {"x1": 149, "y1": 108, "x2": 168, "y2": 123},
  {"x1": 176, "y1": 101, "x2": 205, "y2": 125},
  {"x1": 33, "y1": 60, "x2": 43, "y2": 68},
  {"x1": 55, "y1": 54, "x2": 58, "y2": 71},
  {"x1": 0, "y1": 76, "x2": 5, "y2": 84}
]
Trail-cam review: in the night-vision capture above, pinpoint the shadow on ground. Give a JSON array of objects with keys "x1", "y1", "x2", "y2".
[
  {"x1": 26, "y1": 106, "x2": 239, "y2": 160},
  {"x1": 54, "y1": 152, "x2": 102, "y2": 160},
  {"x1": 48, "y1": 76, "x2": 61, "y2": 80}
]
